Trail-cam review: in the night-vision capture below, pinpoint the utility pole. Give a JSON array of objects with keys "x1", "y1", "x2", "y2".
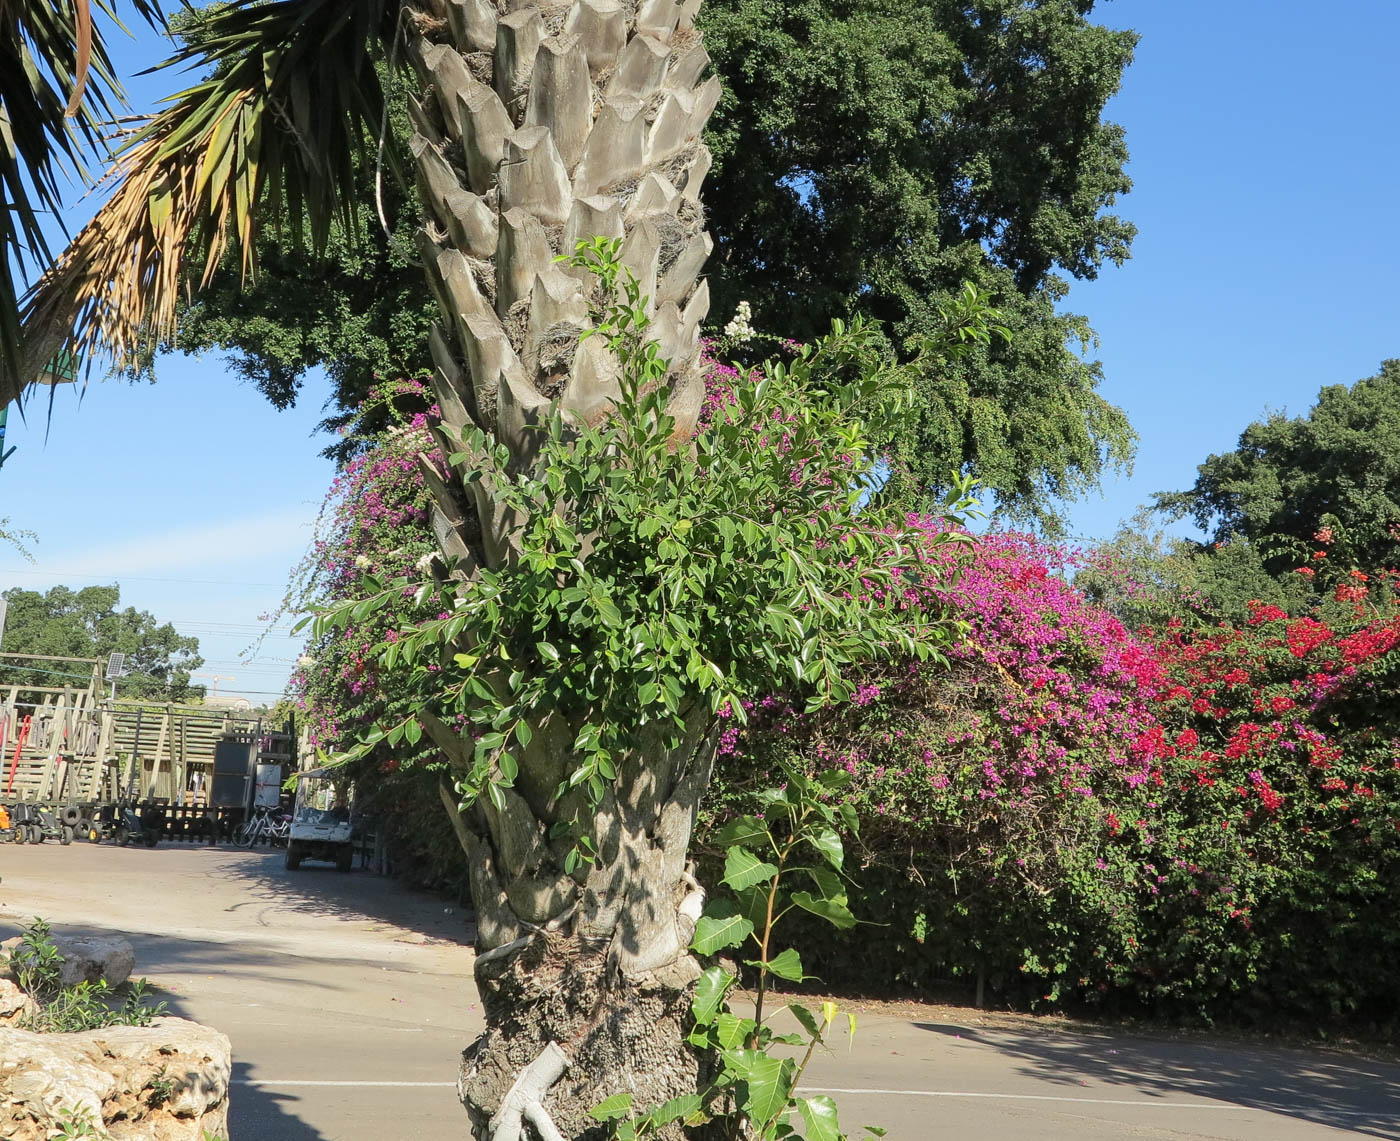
[{"x1": 192, "y1": 673, "x2": 234, "y2": 699}]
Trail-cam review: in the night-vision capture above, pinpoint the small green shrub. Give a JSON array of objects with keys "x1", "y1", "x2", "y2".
[
  {"x1": 594, "y1": 766, "x2": 878, "y2": 1140},
  {"x1": 8, "y1": 919, "x2": 167, "y2": 1033},
  {"x1": 49, "y1": 1106, "x2": 104, "y2": 1139},
  {"x1": 145, "y1": 1065, "x2": 175, "y2": 1108}
]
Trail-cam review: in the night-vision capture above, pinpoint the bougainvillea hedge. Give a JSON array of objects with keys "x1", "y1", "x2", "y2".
[
  {"x1": 714, "y1": 528, "x2": 1400, "y2": 1028},
  {"x1": 295, "y1": 364, "x2": 1400, "y2": 1030}
]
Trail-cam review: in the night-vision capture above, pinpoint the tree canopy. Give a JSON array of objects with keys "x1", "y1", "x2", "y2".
[
  {"x1": 1157, "y1": 359, "x2": 1400, "y2": 576},
  {"x1": 701, "y1": 0, "x2": 1139, "y2": 527},
  {"x1": 701, "y1": 0, "x2": 1137, "y2": 332},
  {"x1": 0, "y1": 584, "x2": 204, "y2": 699},
  {"x1": 133, "y1": 0, "x2": 1138, "y2": 522}
]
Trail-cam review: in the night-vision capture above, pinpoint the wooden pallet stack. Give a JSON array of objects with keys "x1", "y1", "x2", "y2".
[{"x1": 0, "y1": 652, "x2": 293, "y2": 806}]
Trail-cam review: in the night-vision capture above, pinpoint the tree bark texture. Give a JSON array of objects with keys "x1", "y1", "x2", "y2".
[{"x1": 403, "y1": 0, "x2": 719, "y2": 1135}]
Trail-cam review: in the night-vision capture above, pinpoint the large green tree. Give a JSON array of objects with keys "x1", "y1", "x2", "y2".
[
  {"x1": 703, "y1": 0, "x2": 1138, "y2": 524},
  {"x1": 120, "y1": 0, "x2": 1138, "y2": 519},
  {"x1": 0, "y1": 584, "x2": 203, "y2": 699},
  {"x1": 1157, "y1": 359, "x2": 1400, "y2": 578}
]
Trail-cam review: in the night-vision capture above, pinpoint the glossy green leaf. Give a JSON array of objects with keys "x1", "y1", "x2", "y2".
[
  {"x1": 761, "y1": 947, "x2": 804, "y2": 982},
  {"x1": 728, "y1": 1050, "x2": 790, "y2": 1126},
  {"x1": 715, "y1": 815, "x2": 769, "y2": 848},
  {"x1": 798, "y1": 1096, "x2": 842, "y2": 1141},
  {"x1": 790, "y1": 891, "x2": 857, "y2": 930},
  {"x1": 692, "y1": 902, "x2": 755, "y2": 954},
  {"x1": 713, "y1": 1011, "x2": 752, "y2": 1051},
  {"x1": 787, "y1": 1003, "x2": 822, "y2": 1039},
  {"x1": 723, "y1": 846, "x2": 779, "y2": 892},
  {"x1": 651, "y1": 1094, "x2": 703, "y2": 1125},
  {"x1": 807, "y1": 826, "x2": 844, "y2": 870},
  {"x1": 691, "y1": 966, "x2": 734, "y2": 1025},
  {"x1": 589, "y1": 1093, "x2": 633, "y2": 1122}
]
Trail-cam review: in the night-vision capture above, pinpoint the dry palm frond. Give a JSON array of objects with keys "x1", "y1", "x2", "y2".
[
  {"x1": 2, "y1": 0, "x2": 403, "y2": 406},
  {"x1": 0, "y1": 0, "x2": 163, "y2": 389}
]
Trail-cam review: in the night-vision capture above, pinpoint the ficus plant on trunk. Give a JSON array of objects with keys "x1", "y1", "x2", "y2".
[
  {"x1": 315, "y1": 238, "x2": 994, "y2": 1136},
  {"x1": 10, "y1": 0, "x2": 997, "y2": 1133}
]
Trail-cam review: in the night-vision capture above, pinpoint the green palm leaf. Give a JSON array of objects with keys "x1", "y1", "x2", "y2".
[
  {"x1": 0, "y1": 0, "x2": 163, "y2": 390},
  {"x1": 2, "y1": 0, "x2": 400, "y2": 406}
]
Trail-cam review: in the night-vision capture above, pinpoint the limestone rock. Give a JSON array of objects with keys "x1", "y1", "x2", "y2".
[
  {"x1": 0, "y1": 978, "x2": 37, "y2": 1025},
  {"x1": 2, "y1": 933, "x2": 135, "y2": 988},
  {"x1": 0, "y1": 1016, "x2": 231, "y2": 1140}
]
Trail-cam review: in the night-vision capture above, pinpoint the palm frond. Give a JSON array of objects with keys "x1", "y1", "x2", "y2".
[
  {"x1": 0, "y1": 0, "x2": 163, "y2": 387},
  {"x1": 2, "y1": 0, "x2": 400, "y2": 406}
]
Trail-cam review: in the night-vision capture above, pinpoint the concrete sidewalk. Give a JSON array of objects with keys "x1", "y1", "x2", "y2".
[{"x1": 2, "y1": 843, "x2": 1396, "y2": 1139}]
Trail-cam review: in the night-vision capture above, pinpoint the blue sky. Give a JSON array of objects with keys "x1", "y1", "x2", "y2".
[
  {"x1": 3, "y1": 0, "x2": 1398, "y2": 700},
  {"x1": 1061, "y1": 0, "x2": 1400, "y2": 540}
]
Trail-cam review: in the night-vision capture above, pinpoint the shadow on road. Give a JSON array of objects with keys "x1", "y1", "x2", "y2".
[
  {"x1": 210, "y1": 845, "x2": 476, "y2": 950},
  {"x1": 230, "y1": 1063, "x2": 330, "y2": 1141},
  {"x1": 915, "y1": 1022, "x2": 1400, "y2": 1139}
]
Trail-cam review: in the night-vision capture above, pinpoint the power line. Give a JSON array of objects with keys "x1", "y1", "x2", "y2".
[{"x1": 0, "y1": 567, "x2": 285, "y2": 587}]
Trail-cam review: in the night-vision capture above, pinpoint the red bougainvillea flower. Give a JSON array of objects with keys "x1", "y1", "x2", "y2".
[
  {"x1": 1286, "y1": 617, "x2": 1334, "y2": 658},
  {"x1": 1313, "y1": 550, "x2": 1328, "y2": 560},
  {"x1": 1314, "y1": 526, "x2": 1334, "y2": 544},
  {"x1": 1296, "y1": 566, "x2": 1315, "y2": 577}
]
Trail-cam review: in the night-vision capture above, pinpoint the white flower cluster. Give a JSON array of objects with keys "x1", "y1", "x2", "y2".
[
  {"x1": 354, "y1": 554, "x2": 372, "y2": 570},
  {"x1": 415, "y1": 552, "x2": 437, "y2": 574},
  {"x1": 724, "y1": 300, "x2": 756, "y2": 343},
  {"x1": 297, "y1": 655, "x2": 315, "y2": 669}
]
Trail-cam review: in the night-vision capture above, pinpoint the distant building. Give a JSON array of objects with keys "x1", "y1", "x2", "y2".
[{"x1": 202, "y1": 694, "x2": 255, "y2": 713}]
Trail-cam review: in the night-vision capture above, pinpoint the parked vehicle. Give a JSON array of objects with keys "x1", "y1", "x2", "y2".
[
  {"x1": 87, "y1": 803, "x2": 158, "y2": 847},
  {"x1": 284, "y1": 769, "x2": 354, "y2": 872},
  {"x1": 8, "y1": 803, "x2": 76, "y2": 845}
]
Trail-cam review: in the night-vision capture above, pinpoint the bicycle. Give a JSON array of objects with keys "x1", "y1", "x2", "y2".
[{"x1": 233, "y1": 805, "x2": 291, "y2": 848}]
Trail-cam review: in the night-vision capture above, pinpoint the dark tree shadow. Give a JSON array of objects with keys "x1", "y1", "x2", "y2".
[
  {"x1": 205, "y1": 845, "x2": 476, "y2": 950},
  {"x1": 915, "y1": 1022, "x2": 1400, "y2": 1139},
  {"x1": 230, "y1": 1062, "x2": 329, "y2": 1141}
]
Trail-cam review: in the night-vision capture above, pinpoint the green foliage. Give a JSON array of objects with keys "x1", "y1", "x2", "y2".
[
  {"x1": 49, "y1": 1106, "x2": 105, "y2": 1140},
  {"x1": 1120, "y1": 603, "x2": 1400, "y2": 1027},
  {"x1": 1157, "y1": 359, "x2": 1400, "y2": 587},
  {"x1": 0, "y1": 517, "x2": 36, "y2": 559},
  {"x1": 145, "y1": 0, "x2": 1136, "y2": 523},
  {"x1": 145, "y1": 1066, "x2": 175, "y2": 1109},
  {"x1": 704, "y1": 544, "x2": 1160, "y2": 1009},
  {"x1": 1076, "y1": 509, "x2": 1309, "y2": 628},
  {"x1": 595, "y1": 768, "x2": 870, "y2": 1140},
  {"x1": 702, "y1": 0, "x2": 1138, "y2": 527},
  {"x1": 127, "y1": 19, "x2": 435, "y2": 447},
  {"x1": 0, "y1": 585, "x2": 203, "y2": 699},
  {"x1": 9, "y1": 919, "x2": 168, "y2": 1033},
  {"x1": 0, "y1": 0, "x2": 163, "y2": 383},
  {"x1": 314, "y1": 240, "x2": 979, "y2": 832}
]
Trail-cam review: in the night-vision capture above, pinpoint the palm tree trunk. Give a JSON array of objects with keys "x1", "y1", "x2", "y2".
[{"x1": 403, "y1": 0, "x2": 719, "y2": 1134}]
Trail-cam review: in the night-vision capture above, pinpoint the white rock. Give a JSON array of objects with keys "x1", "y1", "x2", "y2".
[
  {"x1": 3, "y1": 933, "x2": 136, "y2": 988},
  {"x1": 0, "y1": 978, "x2": 36, "y2": 1025},
  {"x1": 0, "y1": 1016, "x2": 231, "y2": 1141}
]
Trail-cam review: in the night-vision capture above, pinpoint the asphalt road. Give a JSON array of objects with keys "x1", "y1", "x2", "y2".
[{"x1": 2, "y1": 842, "x2": 1397, "y2": 1140}]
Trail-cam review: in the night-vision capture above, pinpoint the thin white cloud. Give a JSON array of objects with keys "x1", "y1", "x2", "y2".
[{"x1": 5, "y1": 508, "x2": 315, "y2": 582}]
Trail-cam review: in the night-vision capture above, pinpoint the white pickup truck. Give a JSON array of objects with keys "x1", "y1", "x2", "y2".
[{"x1": 284, "y1": 768, "x2": 354, "y2": 872}]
